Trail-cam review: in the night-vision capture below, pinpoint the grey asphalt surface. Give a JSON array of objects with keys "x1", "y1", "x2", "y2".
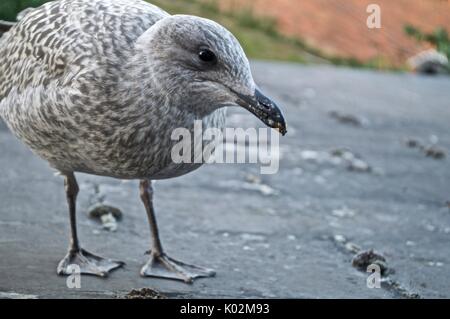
[{"x1": 1, "y1": 61, "x2": 450, "y2": 298}]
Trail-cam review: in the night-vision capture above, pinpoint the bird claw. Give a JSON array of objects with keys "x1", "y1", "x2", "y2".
[
  {"x1": 57, "y1": 248, "x2": 125, "y2": 277},
  {"x1": 140, "y1": 252, "x2": 215, "y2": 283}
]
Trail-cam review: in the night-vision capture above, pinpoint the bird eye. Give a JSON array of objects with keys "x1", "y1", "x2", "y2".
[{"x1": 198, "y1": 49, "x2": 217, "y2": 63}]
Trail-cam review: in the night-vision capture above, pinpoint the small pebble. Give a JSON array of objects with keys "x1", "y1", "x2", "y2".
[
  {"x1": 404, "y1": 137, "x2": 446, "y2": 159},
  {"x1": 259, "y1": 184, "x2": 277, "y2": 196},
  {"x1": 245, "y1": 173, "x2": 262, "y2": 184},
  {"x1": 100, "y1": 213, "x2": 118, "y2": 232},
  {"x1": 427, "y1": 261, "x2": 444, "y2": 267},
  {"x1": 405, "y1": 138, "x2": 420, "y2": 148},
  {"x1": 406, "y1": 240, "x2": 416, "y2": 246},
  {"x1": 241, "y1": 233, "x2": 266, "y2": 242},
  {"x1": 429, "y1": 135, "x2": 439, "y2": 144},
  {"x1": 342, "y1": 151, "x2": 355, "y2": 161},
  {"x1": 332, "y1": 206, "x2": 356, "y2": 218},
  {"x1": 88, "y1": 203, "x2": 122, "y2": 232},
  {"x1": 345, "y1": 242, "x2": 361, "y2": 253},
  {"x1": 348, "y1": 159, "x2": 371, "y2": 172},
  {"x1": 328, "y1": 156, "x2": 342, "y2": 166},
  {"x1": 242, "y1": 182, "x2": 278, "y2": 196},
  {"x1": 329, "y1": 111, "x2": 363, "y2": 127},
  {"x1": 424, "y1": 146, "x2": 446, "y2": 159},
  {"x1": 334, "y1": 234, "x2": 346, "y2": 243},
  {"x1": 124, "y1": 288, "x2": 166, "y2": 299},
  {"x1": 88, "y1": 203, "x2": 123, "y2": 220},
  {"x1": 352, "y1": 249, "x2": 388, "y2": 275},
  {"x1": 287, "y1": 235, "x2": 296, "y2": 241},
  {"x1": 300, "y1": 150, "x2": 319, "y2": 161}
]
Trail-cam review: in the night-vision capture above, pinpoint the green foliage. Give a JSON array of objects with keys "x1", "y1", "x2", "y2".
[
  {"x1": 232, "y1": 8, "x2": 279, "y2": 38},
  {"x1": 0, "y1": 0, "x2": 50, "y2": 21},
  {"x1": 198, "y1": 0, "x2": 220, "y2": 15},
  {"x1": 0, "y1": 0, "x2": 397, "y2": 69},
  {"x1": 405, "y1": 24, "x2": 450, "y2": 60}
]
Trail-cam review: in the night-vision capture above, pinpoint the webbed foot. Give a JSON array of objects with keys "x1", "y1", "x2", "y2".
[
  {"x1": 140, "y1": 252, "x2": 215, "y2": 283},
  {"x1": 57, "y1": 248, "x2": 124, "y2": 277}
]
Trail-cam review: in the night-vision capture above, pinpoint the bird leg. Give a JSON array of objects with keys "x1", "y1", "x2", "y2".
[
  {"x1": 139, "y1": 179, "x2": 215, "y2": 283},
  {"x1": 57, "y1": 172, "x2": 124, "y2": 277}
]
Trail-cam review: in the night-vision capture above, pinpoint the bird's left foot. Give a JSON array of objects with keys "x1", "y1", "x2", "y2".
[{"x1": 140, "y1": 252, "x2": 215, "y2": 283}]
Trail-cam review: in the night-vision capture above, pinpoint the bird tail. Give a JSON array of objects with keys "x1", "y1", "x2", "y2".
[{"x1": 0, "y1": 20, "x2": 15, "y2": 119}]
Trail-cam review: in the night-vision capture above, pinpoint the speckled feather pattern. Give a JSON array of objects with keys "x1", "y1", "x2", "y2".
[{"x1": 0, "y1": 0, "x2": 255, "y2": 179}]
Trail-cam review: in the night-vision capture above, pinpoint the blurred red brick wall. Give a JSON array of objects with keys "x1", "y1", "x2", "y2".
[{"x1": 221, "y1": 0, "x2": 450, "y2": 66}]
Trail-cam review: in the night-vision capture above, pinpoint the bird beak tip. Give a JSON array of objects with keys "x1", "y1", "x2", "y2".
[
  {"x1": 234, "y1": 88, "x2": 287, "y2": 136},
  {"x1": 275, "y1": 123, "x2": 287, "y2": 136}
]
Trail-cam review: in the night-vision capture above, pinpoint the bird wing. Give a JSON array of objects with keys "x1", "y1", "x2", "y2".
[{"x1": 0, "y1": 0, "x2": 168, "y2": 101}]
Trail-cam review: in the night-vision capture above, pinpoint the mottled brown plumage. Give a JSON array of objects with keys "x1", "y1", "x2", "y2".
[{"x1": 0, "y1": 0, "x2": 286, "y2": 282}]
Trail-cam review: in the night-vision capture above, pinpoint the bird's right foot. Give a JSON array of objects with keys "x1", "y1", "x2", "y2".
[
  {"x1": 140, "y1": 252, "x2": 215, "y2": 283},
  {"x1": 57, "y1": 248, "x2": 125, "y2": 277}
]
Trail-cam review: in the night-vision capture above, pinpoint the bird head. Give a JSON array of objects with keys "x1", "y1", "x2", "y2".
[{"x1": 137, "y1": 14, "x2": 287, "y2": 135}]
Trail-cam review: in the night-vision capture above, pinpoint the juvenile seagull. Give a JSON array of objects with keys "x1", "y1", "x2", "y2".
[{"x1": 0, "y1": 0, "x2": 286, "y2": 282}]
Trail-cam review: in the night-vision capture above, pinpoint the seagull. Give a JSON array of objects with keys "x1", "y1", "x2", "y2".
[{"x1": 0, "y1": 0, "x2": 286, "y2": 283}]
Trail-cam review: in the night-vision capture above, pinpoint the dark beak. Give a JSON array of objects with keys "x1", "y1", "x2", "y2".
[{"x1": 235, "y1": 88, "x2": 287, "y2": 136}]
